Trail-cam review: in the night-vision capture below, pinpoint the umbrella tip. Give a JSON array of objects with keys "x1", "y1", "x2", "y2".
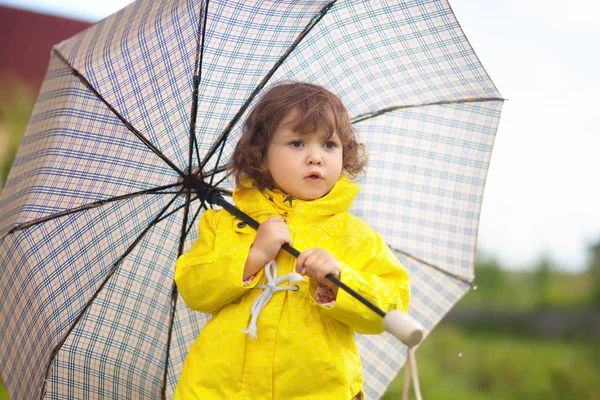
[{"x1": 383, "y1": 310, "x2": 425, "y2": 348}]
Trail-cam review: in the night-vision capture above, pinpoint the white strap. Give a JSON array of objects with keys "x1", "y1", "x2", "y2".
[
  {"x1": 241, "y1": 260, "x2": 305, "y2": 338},
  {"x1": 402, "y1": 346, "x2": 423, "y2": 400}
]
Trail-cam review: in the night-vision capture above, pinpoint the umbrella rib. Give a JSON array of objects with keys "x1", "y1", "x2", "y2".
[
  {"x1": 210, "y1": 173, "x2": 230, "y2": 192},
  {"x1": 163, "y1": 87, "x2": 209, "y2": 397},
  {"x1": 178, "y1": 194, "x2": 192, "y2": 258},
  {"x1": 207, "y1": 164, "x2": 226, "y2": 176},
  {"x1": 53, "y1": 50, "x2": 186, "y2": 178},
  {"x1": 161, "y1": 185, "x2": 228, "y2": 398},
  {"x1": 155, "y1": 194, "x2": 199, "y2": 226},
  {"x1": 166, "y1": 10, "x2": 218, "y2": 379},
  {"x1": 7, "y1": 183, "x2": 180, "y2": 235},
  {"x1": 160, "y1": 188, "x2": 192, "y2": 400},
  {"x1": 40, "y1": 187, "x2": 185, "y2": 400},
  {"x1": 200, "y1": 0, "x2": 337, "y2": 164},
  {"x1": 391, "y1": 246, "x2": 474, "y2": 285},
  {"x1": 188, "y1": 0, "x2": 210, "y2": 174},
  {"x1": 163, "y1": 283, "x2": 179, "y2": 400},
  {"x1": 207, "y1": 137, "x2": 226, "y2": 188},
  {"x1": 350, "y1": 97, "x2": 506, "y2": 124},
  {"x1": 184, "y1": 198, "x2": 209, "y2": 239}
]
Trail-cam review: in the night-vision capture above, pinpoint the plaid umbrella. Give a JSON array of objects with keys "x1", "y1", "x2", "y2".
[{"x1": 0, "y1": 0, "x2": 503, "y2": 399}]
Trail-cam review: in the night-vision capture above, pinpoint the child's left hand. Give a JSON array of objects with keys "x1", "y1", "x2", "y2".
[{"x1": 296, "y1": 248, "x2": 341, "y2": 292}]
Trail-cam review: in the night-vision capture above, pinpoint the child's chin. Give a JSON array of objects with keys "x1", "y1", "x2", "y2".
[{"x1": 297, "y1": 189, "x2": 331, "y2": 201}]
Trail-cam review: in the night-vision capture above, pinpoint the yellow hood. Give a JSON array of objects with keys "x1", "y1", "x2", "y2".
[{"x1": 233, "y1": 174, "x2": 360, "y2": 219}]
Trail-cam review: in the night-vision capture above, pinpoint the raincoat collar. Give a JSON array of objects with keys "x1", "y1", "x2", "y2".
[{"x1": 233, "y1": 175, "x2": 360, "y2": 218}]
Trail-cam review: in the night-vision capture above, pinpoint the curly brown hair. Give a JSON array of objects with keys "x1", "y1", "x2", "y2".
[{"x1": 228, "y1": 81, "x2": 366, "y2": 190}]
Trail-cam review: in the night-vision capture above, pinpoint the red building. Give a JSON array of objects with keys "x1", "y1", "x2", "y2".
[{"x1": 0, "y1": 6, "x2": 92, "y2": 93}]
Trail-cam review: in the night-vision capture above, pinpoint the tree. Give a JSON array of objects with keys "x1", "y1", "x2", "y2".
[
  {"x1": 587, "y1": 241, "x2": 600, "y2": 305},
  {"x1": 533, "y1": 253, "x2": 553, "y2": 306},
  {"x1": 464, "y1": 251, "x2": 506, "y2": 306}
]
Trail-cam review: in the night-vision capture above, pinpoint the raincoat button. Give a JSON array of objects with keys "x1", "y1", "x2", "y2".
[
  {"x1": 237, "y1": 221, "x2": 246, "y2": 228},
  {"x1": 281, "y1": 218, "x2": 287, "y2": 224}
]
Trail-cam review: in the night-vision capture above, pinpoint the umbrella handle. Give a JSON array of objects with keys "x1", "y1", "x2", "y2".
[
  {"x1": 383, "y1": 310, "x2": 424, "y2": 348},
  {"x1": 206, "y1": 188, "x2": 424, "y2": 346}
]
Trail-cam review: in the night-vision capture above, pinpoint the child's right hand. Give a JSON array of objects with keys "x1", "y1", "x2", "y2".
[
  {"x1": 244, "y1": 216, "x2": 291, "y2": 278},
  {"x1": 252, "y1": 216, "x2": 291, "y2": 263}
]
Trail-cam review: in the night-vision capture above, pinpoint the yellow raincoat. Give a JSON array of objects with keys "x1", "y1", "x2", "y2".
[{"x1": 174, "y1": 176, "x2": 410, "y2": 399}]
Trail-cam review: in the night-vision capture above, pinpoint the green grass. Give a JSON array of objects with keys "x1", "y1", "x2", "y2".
[{"x1": 382, "y1": 326, "x2": 600, "y2": 400}]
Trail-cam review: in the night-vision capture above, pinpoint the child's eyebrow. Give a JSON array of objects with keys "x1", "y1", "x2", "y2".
[{"x1": 279, "y1": 129, "x2": 301, "y2": 138}]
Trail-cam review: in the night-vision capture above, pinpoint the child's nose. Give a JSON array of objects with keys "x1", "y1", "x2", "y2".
[{"x1": 306, "y1": 147, "x2": 323, "y2": 165}]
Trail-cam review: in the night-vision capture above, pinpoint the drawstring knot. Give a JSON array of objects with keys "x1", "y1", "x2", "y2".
[{"x1": 241, "y1": 260, "x2": 305, "y2": 338}]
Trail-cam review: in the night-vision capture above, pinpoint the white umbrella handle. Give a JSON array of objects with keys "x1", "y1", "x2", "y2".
[{"x1": 383, "y1": 310, "x2": 424, "y2": 347}]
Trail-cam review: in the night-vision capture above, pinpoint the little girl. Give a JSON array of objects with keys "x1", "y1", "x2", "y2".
[{"x1": 174, "y1": 82, "x2": 410, "y2": 399}]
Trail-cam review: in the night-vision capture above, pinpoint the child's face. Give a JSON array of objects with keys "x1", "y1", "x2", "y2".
[{"x1": 265, "y1": 113, "x2": 343, "y2": 200}]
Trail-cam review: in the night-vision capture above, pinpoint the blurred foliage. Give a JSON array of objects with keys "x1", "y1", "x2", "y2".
[
  {"x1": 458, "y1": 251, "x2": 596, "y2": 309},
  {"x1": 0, "y1": 378, "x2": 6, "y2": 400},
  {"x1": 0, "y1": 77, "x2": 35, "y2": 189},
  {"x1": 589, "y1": 243, "x2": 600, "y2": 305},
  {"x1": 383, "y1": 326, "x2": 600, "y2": 400},
  {"x1": 534, "y1": 254, "x2": 553, "y2": 306}
]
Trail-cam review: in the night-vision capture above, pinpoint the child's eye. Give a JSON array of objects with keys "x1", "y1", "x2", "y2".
[
  {"x1": 323, "y1": 141, "x2": 338, "y2": 149},
  {"x1": 290, "y1": 140, "x2": 304, "y2": 147}
]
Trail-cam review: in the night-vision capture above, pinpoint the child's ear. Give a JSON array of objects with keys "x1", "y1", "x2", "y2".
[{"x1": 260, "y1": 150, "x2": 268, "y2": 168}]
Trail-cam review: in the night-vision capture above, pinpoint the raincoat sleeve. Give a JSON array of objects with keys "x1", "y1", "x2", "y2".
[
  {"x1": 317, "y1": 222, "x2": 410, "y2": 335},
  {"x1": 174, "y1": 209, "x2": 263, "y2": 313}
]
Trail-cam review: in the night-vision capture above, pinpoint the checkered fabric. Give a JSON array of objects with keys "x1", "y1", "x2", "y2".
[{"x1": 0, "y1": 0, "x2": 503, "y2": 399}]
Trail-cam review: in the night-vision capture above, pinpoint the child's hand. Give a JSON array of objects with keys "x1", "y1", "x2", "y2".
[
  {"x1": 250, "y1": 216, "x2": 291, "y2": 266},
  {"x1": 296, "y1": 248, "x2": 341, "y2": 291}
]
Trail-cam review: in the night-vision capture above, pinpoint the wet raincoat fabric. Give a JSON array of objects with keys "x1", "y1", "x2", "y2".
[{"x1": 174, "y1": 176, "x2": 410, "y2": 399}]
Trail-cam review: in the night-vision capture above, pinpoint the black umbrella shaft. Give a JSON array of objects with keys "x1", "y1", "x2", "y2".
[{"x1": 209, "y1": 190, "x2": 387, "y2": 319}]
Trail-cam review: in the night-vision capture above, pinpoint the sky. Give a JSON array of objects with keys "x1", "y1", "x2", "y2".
[{"x1": 1, "y1": 0, "x2": 599, "y2": 272}]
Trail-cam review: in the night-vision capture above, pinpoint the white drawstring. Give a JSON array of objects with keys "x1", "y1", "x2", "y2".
[
  {"x1": 402, "y1": 346, "x2": 423, "y2": 400},
  {"x1": 241, "y1": 260, "x2": 305, "y2": 338}
]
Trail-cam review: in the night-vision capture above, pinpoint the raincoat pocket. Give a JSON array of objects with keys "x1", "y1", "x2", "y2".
[
  {"x1": 285, "y1": 307, "x2": 350, "y2": 389},
  {"x1": 321, "y1": 312, "x2": 362, "y2": 387},
  {"x1": 314, "y1": 310, "x2": 355, "y2": 386}
]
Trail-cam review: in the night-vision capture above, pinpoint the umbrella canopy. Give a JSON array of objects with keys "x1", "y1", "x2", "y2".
[{"x1": 0, "y1": 0, "x2": 503, "y2": 399}]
